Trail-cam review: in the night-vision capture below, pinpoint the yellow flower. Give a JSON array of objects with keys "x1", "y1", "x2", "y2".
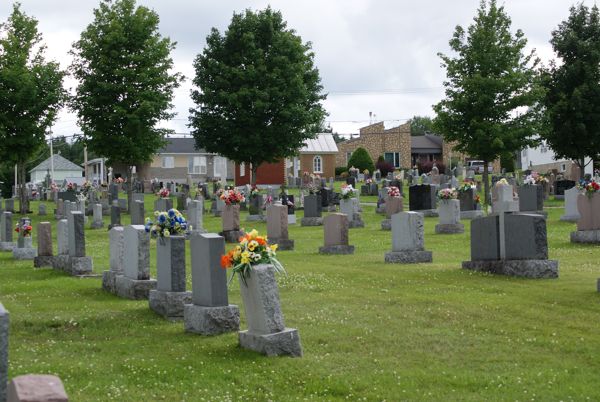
[
  {"x1": 270, "y1": 244, "x2": 278, "y2": 252},
  {"x1": 241, "y1": 251, "x2": 250, "y2": 264},
  {"x1": 248, "y1": 240, "x2": 258, "y2": 251},
  {"x1": 233, "y1": 246, "x2": 242, "y2": 259},
  {"x1": 163, "y1": 229, "x2": 170, "y2": 237},
  {"x1": 248, "y1": 229, "x2": 258, "y2": 239}
]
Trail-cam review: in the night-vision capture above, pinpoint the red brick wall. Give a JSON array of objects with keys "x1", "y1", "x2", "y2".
[{"x1": 235, "y1": 160, "x2": 285, "y2": 186}]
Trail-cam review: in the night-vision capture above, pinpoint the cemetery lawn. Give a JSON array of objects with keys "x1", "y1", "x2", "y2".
[{"x1": 2, "y1": 195, "x2": 600, "y2": 401}]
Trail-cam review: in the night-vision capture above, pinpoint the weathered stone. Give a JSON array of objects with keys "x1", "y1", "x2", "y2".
[
  {"x1": 0, "y1": 303, "x2": 8, "y2": 402},
  {"x1": 409, "y1": 185, "x2": 437, "y2": 211},
  {"x1": 109, "y1": 205, "x2": 121, "y2": 229},
  {"x1": 385, "y1": 250, "x2": 433, "y2": 263},
  {"x1": 560, "y1": 187, "x2": 581, "y2": 222},
  {"x1": 38, "y1": 204, "x2": 47, "y2": 216},
  {"x1": 570, "y1": 230, "x2": 600, "y2": 243},
  {"x1": 123, "y1": 225, "x2": 150, "y2": 280},
  {"x1": 34, "y1": 222, "x2": 53, "y2": 268},
  {"x1": 148, "y1": 290, "x2": 192, "y2": 320},
  {"x1": 460, "y1": 210, "x2": 484, "y2": 220},
  {"x1": 238, "y1": 328, "x2": 302, "y2": 357},
  {"x1": 576, "y1": 192, "x2": 600, "y2": 231},
  {"x1": 184, "y1": 304, "x2": 240, "y2": 336},
  {"x1": 392, "y1": 212, "x2": 425, "y2": 251},
  {"x1": 13, "y1": 237, "x2": 36, "y2": 260},
  {"x1": 435, "y1": 199, "x2": 464, "y2": 234},
  {"x1": 156, "y1": 236, "x2": 186, "y2": 292},
  {"x1": 319, "y1": 213, "x2": 354, "y2": 254},
  {"x1": 492, "y1": 183, "x2": 519, "y2": 213},
  {"x1": 0, "y1": 212, "x2": 14, "y2": 251},
  {"x1": 7, "y1": 374, "x2": 69, "y2": 402},
  {"x1": 462, "y1": 259, "x2": 558, "y2": 278},
  {"x1": 518, "y1": 184, "x2": 544, "y2": 212},
  {"x1": 222, "y1": 204, "x2": 240, "y2": 232},
  {"x1": 267, "y1": 204, "x2": 294, "y2": 250},
  {"x1": 187, "y1": 200, "x2": 205, "y2": 232},
  {"x1": 131, "y1": 200, "x2": 145, "y2": 225},
  {"x1": 68, "y1": 211, "x2": 85, "y2": 258},
  {"x1": 385, "y1": 196, "x2": 403, "y2": 219},
  {"x1": 56, "y1": 219, "x2": 68, "y2": 255},
  {"x1": 115, "y1": 275, "x2": 156, "y2": 300}
]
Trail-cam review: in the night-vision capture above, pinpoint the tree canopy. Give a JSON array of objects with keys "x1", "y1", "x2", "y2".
[
  {"x1": 433, "y1": 0, "x2": 543, "y2": 203},
  {"x1": 70, "y1": 0, "x2": 182, "y2": 177},
  {"x1": 0, "y1": 3, "x2": 66, "y2": 211},
  {"x1": 408, "y1": 116, "x2": 435, "y2": 136},
  {"x1": 189, "y1": 7, "x2": 326, "y2": 183},
  {"x1": 540, "y1": 4, "x2": 600, "y2": 178}
]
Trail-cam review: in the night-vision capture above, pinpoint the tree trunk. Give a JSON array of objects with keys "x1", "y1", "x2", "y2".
[
  {"x1": 18, "y1": 161, "x2": 29, "y2": 214},
  {"x1": 127, "y1": 165, "x2": 134, "y2": 213},
  {"x1": 251, "y1": 164, "x2": 258, "y2": 186},
  {"x1": 579, "y1": 158, "x2": 586, "y2": 180},
  {"x1": 483, "y1": 160, "x2": 490, "y2": 208}
]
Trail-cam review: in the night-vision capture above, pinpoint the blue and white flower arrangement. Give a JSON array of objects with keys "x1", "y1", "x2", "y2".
[{"x1": 145, "y1": 208, "x2": 188, "y2": 238}]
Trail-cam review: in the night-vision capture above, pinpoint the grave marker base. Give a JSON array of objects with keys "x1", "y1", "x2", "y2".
[
  {"x1": 559, "y1": 214, "x2": 580, "y2": 222},
  {"x1": 68, "y1": 256, "x2": 93, "y2": 276},
  {"x1": 102, "y1": 270, "x2": 121, "y2": 294},
  {"x1": 385, "y1": 250, "x2": 433, "y2": 264},
  {"x1": 239, "y1": 328, "x2": 303, "y2": 357},
  {"x1": 7, "y1": 375, "x2": 68, "y2": 402},
  {"x1": 347, "y1": 214, "x2": 364, "y2": 228},
  {"x1": 416, "y1": 209, "x2": 438, "y2": 217},
  {"x1": 376, "y1": 206, "x2": 386, "y2": 214},
  {"x1": 460, "y1": 210, "x2": 484, "y2": 220},
  {"x1": 33, "y1": 255, "x2": 55, "y2": 268},
  {"x1": 149, "y1": 290, "x2": 192, "y2": 320},
  {"x1": 318, "y1": 245, "x2": 355, "y2": 255},
  {"x1": 570, "y1": 230, "x2": 600, "y2": 244},
  {"x1": 12, "y1": 248, "x2": 37, "y2": 260},
  {"x1": 52, "y1": 255, "x2": 69, "y2": 271},
  {"x1": 300, "y1": 217, "x2": 322, "y2": 226},
  {"x1": 115, "y1": 276, "x2": 157, "y2": 300},
  {"x1": 268, "y1": 238, "x2": 294, "y2": 251},
  {"x1": 246, "y1": 214, "x2": 266, "y2": 222},
  {"x1": 435, "y1": 223, "x2": 465, "y2": 234},
  {"x1": 184, "y1": 304, "x2": 240, "y2": 336},
  {"x1": 90, "y1": 221, "x2": 104, "y2": 229},
  {"x1": 219, "y1": 230, "x2": 245, "y2": 243},
  {"x1": 0, "y1": 242, "x2": 14, "y2": 252},
  {"x1": 462, "y1": 259, "x2": 558, "y2": 278},
  {"x1": 381, "y1": 219, "x2": 391, "y2": 231}
]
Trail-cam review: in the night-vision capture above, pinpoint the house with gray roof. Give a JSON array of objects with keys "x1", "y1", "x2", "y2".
[{"x1": 29, "y1": 154, "x2": 83, "y2": 185}]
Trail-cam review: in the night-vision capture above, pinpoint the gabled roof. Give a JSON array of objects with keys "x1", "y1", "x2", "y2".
[
  {"x1": 158, "y1": 137, "x2": 207, "y2": 154},
  {"x1": 411, "y1": 134, "x2": 443, "y2": 153},
  {"x1": 300, "y1": 133, "x2": 338, "y2": 154},
  {"x1": 29, "y1": 154, "x2": 83, "y2": 173}
]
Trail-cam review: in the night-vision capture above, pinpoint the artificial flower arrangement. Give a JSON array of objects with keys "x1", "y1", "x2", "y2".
[
  {"x1": 496, "y1": 178, "x2": 510, "y2": 186},
  {"x1": 387, "y1": 186, "x2": 401, "y2": 198},
  {"x1": 306, "y1": 182, "x2": 318, "y2": 195},
  {"x1": 474, "y1": 194, "x2": 481, "y2": 204},
  {"x1": 437, "y1": 188, "x2": 458, "y2": 200},
  {"x1": 457, "y1": 182, "x2": 475, "y2": 193},
  {"x1": 157, "y1": 187, "x2": 170, "y2": 198},
  {"x1": 363, "y1": 169, "x2": 370, "y2": 175},
  {"x1": 15, "y1": 223, "x2": 32, "y2": 237},
  {"x1": 577, "y1": 180, "x2": 600, "y2": 198},
  {"x1": 145, "y1": 209, "x2": 187, "y2": 238},
  {"x1": 249, "y1": 185, "x2": 260, "y2": 197},
  {"x1": 114, "y1": 177, "x2": 124, "y2": 184},
  {"x1": 76, "y1": 192, "x2": 87, "y2": 202},
  {"x1": 66, "y1": 182, "x2": 74, "y2": 191},
  {"x1": 220, "y1": 229, "x2": 284, "y2": 286},
  {"x1": 365, "y1": 178, "x2": 373, "y2": 184},
  {"x1": 340, "y1": 184, "x2": 356, "y2": 200},
  {"x1": 220, "y1": 188, "x2": 245, "y2": 205},
  {"x1": 50, "y1": 182, "x2": 58, "y2": 191}
]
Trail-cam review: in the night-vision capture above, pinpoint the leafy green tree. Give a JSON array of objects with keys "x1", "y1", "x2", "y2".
[
  {"x1": 540, "y1": 4, "x2": 600, "y2": 179},
  {"x1": 0, "y1": 3, "x2": 66, "y2": 212},
  {"x1": 189, "y1": 7, "x2": 326, "y2": 185},
  {"x1": 70, "y1": 0, "x2": 182, "y2": 190},
  {"x1": 433, "y1": 0, "x2": 543, "y2": 204},
  {"x1": 409, "y1": 115, "x2": 434, "y2": 136},
  {"x1": 347, "y1": 147, "x2": 374, "y2": 173}
]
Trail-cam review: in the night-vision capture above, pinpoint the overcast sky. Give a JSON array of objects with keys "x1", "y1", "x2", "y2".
[{"x1": 0, "y1": 0, "x2": 589, "y2": 137}]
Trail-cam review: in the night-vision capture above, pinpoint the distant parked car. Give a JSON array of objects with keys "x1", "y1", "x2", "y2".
[{"x1": 467, "y1": 160, "x2": 493, "y2": 174}]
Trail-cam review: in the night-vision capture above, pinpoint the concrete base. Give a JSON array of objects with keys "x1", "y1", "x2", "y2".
[
  {"x1": 107, "y1": 223, "x2": 122, "y2": 230},
  {"x1": 0, "y1": 242, "x2": 15, "y2": 252},
  {"x1": 555, "y1": 195, "x2": 565, "y2": 200},
  {"x1": 52, "y1": 254, "x2": 69, "y2": 271},
  {"x1": 348, "y1": 215, "x2": 365, "y2": 228},
  {"x1": 385, "y1": 250, "x2": 433, "y2": 264},
  {"x1": 435, "y1": 223, "x2": 465, "y2": 234},
  {"x1": 102, "y1": 270, "x2": 122, "y2": 294},
  {"x1": 184, "y1": 304, "x2": 240, "y2": 335},
  {"x1": 246, "y1": 215, "x2": 266, "y2": 222},
  {"x1": 68, "y1": 256, "x2": 93, "y2": 276},
  {"x1": 381, "y1": 219, "x2": 391, "y2": 231},
  {"x1": 219, "y1": 230, "x2": 245, "y2": 243},
  {"x1": 213, "y1": 211, "x2": 222, "y2": 217},
  {"x1": 460, "y1": 210, "x2": 484, "y2": 220},
  {"x1": 376, "y1": 206, "x2": 386, "y2": 214},
  {"x1": 90, "y1": 221, "x2": 104, "y2": 229},
  {"x1": 301, "y1": 217, "x2": 323, "y2": 226},
  {"x1": 522, "y1": 210, "x2": 548, "y2": 217},
  {"x1": 268, "y1": 238, "x2": 294, "y2": 251},
  {"x1": 149, "y1": 290, "x2": 192, "y2": 320},
  {"x1": 462, "y1": 259, "x2": 559, "y2": 279},
  {"x1": 560, "y1": 214, "x2": 580, "y2": 222},
  {"x1": 239, "y1": 327, "x2": 302, "y2": 357},
  {"x1": 319, "y1": 245, "x2": 355, "y2": 255},
  {"x1": 570, "y1": 230, "x2": 600, "y2": 244},
  {"x1": 115, "y1": 275, "x2": 157, "y2": 300},
  {"x1": 12, "y1": 247, "x2": 37, "y2": 260},
  {"x1": 416, "y1": 209, "x2": 439, "y2": 217},
  {"x1": 33, "y1": 255, "x2": 55, "y2": 268}
]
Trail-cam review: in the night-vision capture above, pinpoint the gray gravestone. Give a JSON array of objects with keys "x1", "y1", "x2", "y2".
[
  {"x1": 187, "y1": 199, "x2": 205, "y2": 232},
  {"x1": 33, "y1": 222, "x2": 54, "y2": 268},
  {"x1": 560, "y1": 187, "x2": 581, "y2": 222},
  {"x1": 91, "y1": 203, "x2": 103, "y2": 229},
  {"x1": 38, "y1": 204, "x2": 46, "y2": 216},
  {"x1": 115, "y1": 225, "x2": 156, "y2": 299},
  {"x1": 110, "y1": 204, "x2": 121, "y2": 229},
  {"x1": 267, "y1": 204, "x2": 294, "y2": 250},
  {"x1": 131, "y1": 200, "x2": 145, "y2": 225},
  {"x1": 0, "y1": 303, "x2": 8, "y2": 402},
  {"x1": 385, "y1": 211, "x2": 432, "y2": 263},
  {"x1": 0, "y1": 212, "x2": 13, "y2": 251},
  {"x1": 319, "y1": 213, "x2": 354, "y2": 254},
  {"x1": 67, "y1": 211, "x2": 92, "y2": 275},
  {"x1": 102, "y1": 226, "x2": 125, "y2": 294}
]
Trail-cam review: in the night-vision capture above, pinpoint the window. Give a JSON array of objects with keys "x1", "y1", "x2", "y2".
[
  {"x1": 214, "y1": 156, "x2": 226, "y2": 177},
  {"x1": 313, "y1": 155, "x2": 323, "y2": 173},
  {"x1": 384, "y1": 152, "x2": 400, "y2": 168},
  {"x1": 161, "y1": 156, "x2": 174, "y2": 169},
  {"x1": 240, "y1": 162, "x2": 245, "y2": 177},
  {"x1": 188, "y1": 156, "x2": 206, "y2": 174},
  {"x1": 346, "y1": 152, "x2": 352, "y2": 163},
  {"x1": 561, "y1": 163, "x2": 566, "y2": 172}
]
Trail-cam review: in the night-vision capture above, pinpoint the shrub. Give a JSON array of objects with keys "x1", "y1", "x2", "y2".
[
  {"x1": 500, "y1": 152, "x2": 515, "y2": 172},
  {"x1": 335, "y1": 166, "x2": 347, "y2": 176},
  {"x1": 347, "y1": 147, "x2": 374, "y2": 172},
  {"x1": 376, "y1": 159, "x2": 395, "y2": 177},
  {"x1": 417, "y1": 160, "x2": 446, "y2": 174},
  {"x1": 340, "y1": 171, "x2": 349, "y2": 178}
]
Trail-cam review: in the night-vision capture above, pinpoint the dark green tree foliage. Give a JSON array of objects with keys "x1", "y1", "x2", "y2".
[
  {"x1": 433, "y1": 0, "x2": 543, "y2": 204},
  {"x1": 189, "y1": 8, "x2": 326, "y2": 184},
  {"x1": 347, "y1": 147, "x2": 374, "y2": 172},
  {"x1": 541, "y1": 4, "x2": 600, "y2": 178},
  {"x1": 70, "y1": 0, "x2": 182, "y2": 180},
  {"x1": 409, "y1": 115, "x2": 434, "y2": 136},
  {"x1": 0, "y1": 3, "x2": 66, "y2": 212}
]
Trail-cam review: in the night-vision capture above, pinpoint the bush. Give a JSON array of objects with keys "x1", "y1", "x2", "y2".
[
  {"x1": 340, "y1": 171, "x2": 349, "y2": 179},
  {"x1": 417, "y1": 160, "x2": 446, "y2": 174},
  {"x1": 500, "y1": 152, "x2": 515, "y2": 173},
  {"x1": 376, "y1": 159, "x2": 395, "y2": 177},
  {"x1": 347, "y1": 147, "x2": 374, "y2": 172},
  {"x1": 335, "y1": 166, "x2": 347, "y2": 176}
]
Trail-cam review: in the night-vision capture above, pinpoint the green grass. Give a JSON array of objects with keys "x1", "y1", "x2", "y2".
[{"x1": 1, "y1": 193, "x2": 600, "y2": 401}]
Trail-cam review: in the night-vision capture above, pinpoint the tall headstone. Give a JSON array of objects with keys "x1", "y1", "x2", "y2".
[
  {"x1": 267, "y1": 204, "x2": 294, "y2": 250},
  {"x1": 131, "y1": 200, "x2": 145, "y2": 225},
  {"x1": 90, "y1": 204, "x2": 103, "y2": 229},
  {"x1": 149, "y1": 236, "x2": 192, "y2": 319},
  {"x1": 33, "y1": 222, "x2": 54, "y2": 268},
  {"x1": 385, "y1": 212, "x2": 433, "y2": 263},
  {"x1": 560, "y1": 187, "x2": 581, "y2": 222},
  {"x1": 518, "y1": 185, "x2": 544, "y2": 214},
  {"x1": 187, "y1": 199, "x2": 205, "y2": 233},
  {"x1": 0, "y1": 212, "x2": 14, "y2": 251},
  {"x1": 381, "y1": 195, "x2": 403, "y2": 230},
  {"x1": 318, "y1": 213, "x2": 354, "y2": 254},
  {"x1": 409, "y1": 185, "x2": 437, "y2": 216},
  {"x1": 102, "y1": 226, "x2": 125, "y2": 294},
  {"x1": 300, "y1": 194, "x2": 322, "y2": 226},
  {"x1": 109, "y1": 204, "x2": 121, "y2": 229},
  {"x1": 184, "y1": 233, "x2": 240, "y2": 335},
  {"x1": 571, "y1": 192, "x2": 600, "y2": 243},
  {"x1": 52, "y1": 219, "x2": 69, "y2": 271},
  {"x1": 492, "y1": 182, "x2": 519, "y2": 213},
  {"x1": 339, "y1": 198, "x2": 364, "y2": 228},
  {"x1": 0, "y1": 302, "x2": 8, "y2": 402},
  {"x1": 115, "y1": 225, "x2": 156, "y2": 299},
  {"x1": 154, "y1": 197, "x2": 173, "y2": 213},
  {"x1": 219, "y1": 204, "x2": 245, "y2": 243},
  {"x1": 67, "y1": 211, "x2": 92, "y2": 275},
  {"x1": 435, "y1": 199, "x2": 464, "y2": 234},
  {"x1": 4, "y1": 199, "x2": 14, "y2": 213}
]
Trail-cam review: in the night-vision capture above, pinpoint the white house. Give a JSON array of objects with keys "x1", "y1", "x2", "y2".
[
  {"x1": 29, "y1": 154, "x2": 84, "y2": 185},
  {"x1": 520, "y1": 139, "x2": 593, "y2": 179}
]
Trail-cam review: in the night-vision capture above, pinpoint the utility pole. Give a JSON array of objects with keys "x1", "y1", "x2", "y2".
[{"x1": 49, "y1": 130, "x2": 54, "y2": 184}]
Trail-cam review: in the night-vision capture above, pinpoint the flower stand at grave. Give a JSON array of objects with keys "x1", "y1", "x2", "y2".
[
  {"x1": 33, "y1": 222, "x2": 54, "y2": 268},
  {"x1": 52, "y1": 219, "x2": 69, "y2": 271},
  {"x1": 385, "y1": 212, "x2": 432, "y2": 263},
  {"x1": 149, "y1": 236, "x2": 192, "y2": 320},
  {"x1": 90, "y1": 203, "x2": 104, "y2": 229},
  {"x1": 560, "y1": 187, "x2": 581, "y2": 222},
  {"x1": 184, "y1": 233, "x2": 240, "y2": 335},
  {"x1": 0, "y1": 212, "x2": 15, "y2": 251},
  {"x1": 102, "y1": 226, "x2": 125, "y2": 294},
  {"x1": 570, "y1": 187, "x2": 600, "y2": 243},
  {"x1": 319, "y1": 213, "x2": 355, "y2": 254},
  {"x1": 462, "y1": 213, "x2": 558, "y2": 278},
  {"x1": 435, "y1": 198, "x2": 464, "y2": 234},
  {"x1": 300, "y1": 194, "x2": 322, "y2": 226},
  {"x1": 381, "y1": 187, "x2": 403, "y2": 230},
  {"x1": 66, "y1": 211, "x2": 93, "y2": 275},
  {"x1": 238, "y1": 264, "x2": 302, "y2": 357},
  {"x1": 219, "y1": 204, "x2": 245, "y2": 243},
  {"x1": 115, "y1": 225, "x2": 157, "y2": 299},
  {"x1": 13, "y1": 219, "x2": 36, "y2": 260},
  {"x1": 267, "y1": 204, "x2": 294, "y2": 251},
  {"x1": 339, "y1": 198, "x2": 364, "y2": 228}
]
